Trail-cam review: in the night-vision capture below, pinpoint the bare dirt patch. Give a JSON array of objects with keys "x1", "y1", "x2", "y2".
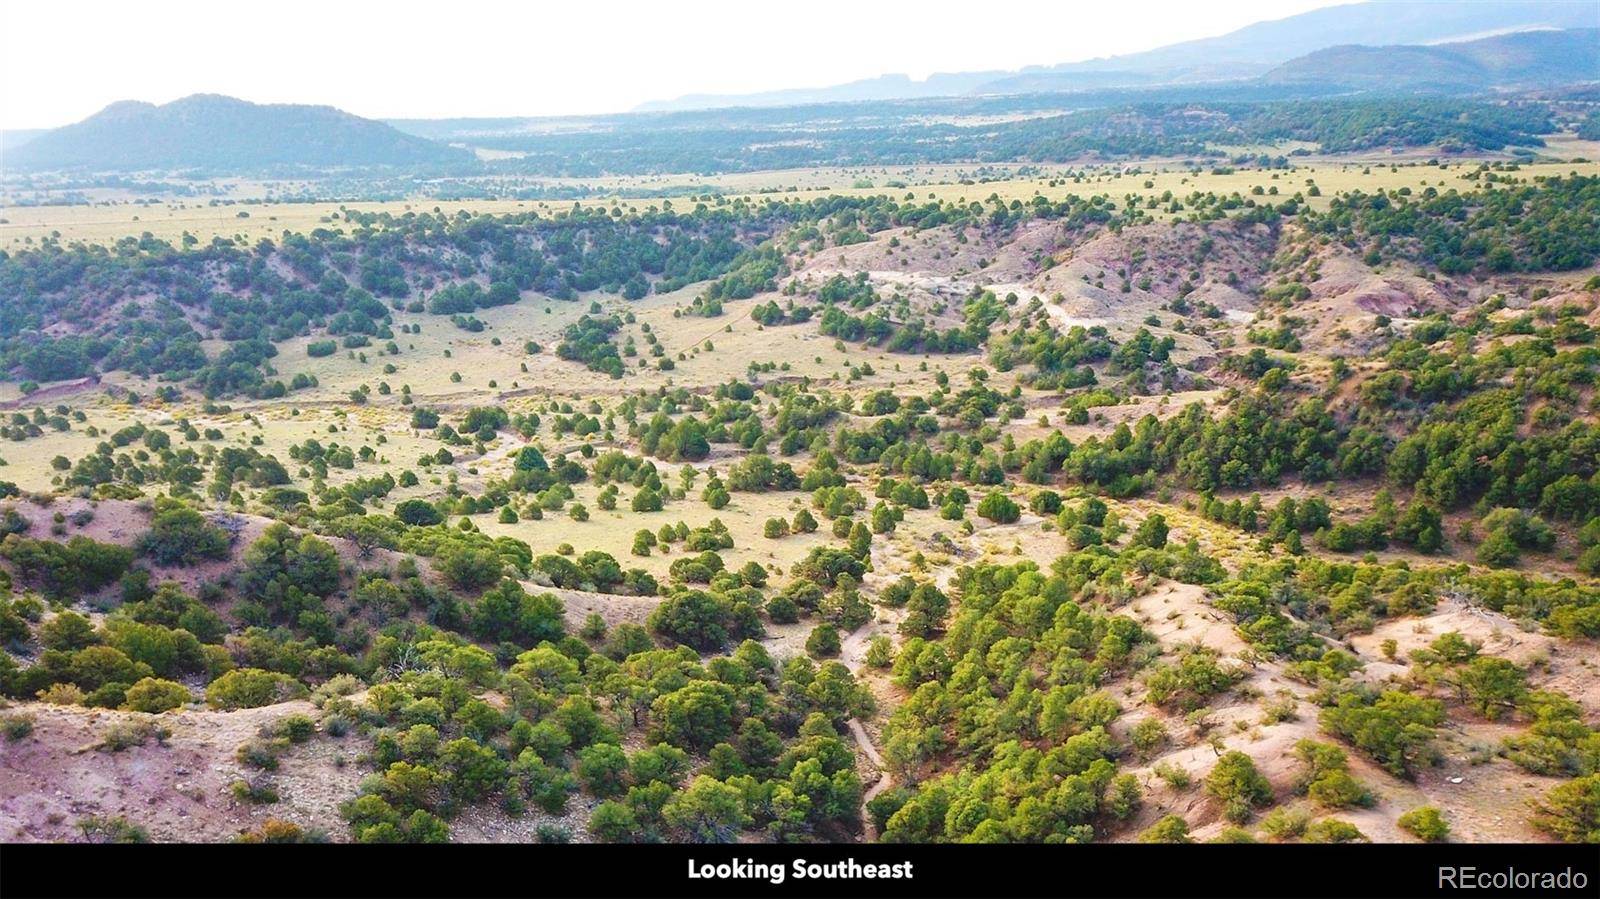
[{"x1": 0, "y1": 700, "x2": 367, "y2": 843}]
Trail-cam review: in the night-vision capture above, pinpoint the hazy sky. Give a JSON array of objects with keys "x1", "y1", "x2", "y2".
[{"x1": 1, "y1": 0, "x2": 1355, "y2": 129}]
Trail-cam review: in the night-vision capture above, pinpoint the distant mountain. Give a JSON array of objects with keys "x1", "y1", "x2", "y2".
[
  {"x1": 0, "y1": 129, "x2": 46, "y2": 155},
  {"x1": 1263, "y1": 28, "x2": 1600, "y2": 91},
  {"x1": 6, "y1": 94, "x2": 472, "y2": 173},
  {"x1": 637, "y1": 0, "x2": 1599, "y2": 111},
  {"x1": 636, "y1": 72, "x2": 1008, "y2": 113}
]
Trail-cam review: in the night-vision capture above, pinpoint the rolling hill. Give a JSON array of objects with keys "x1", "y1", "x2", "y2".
[
  {"x1": 1262, "y1": 28, "x2": 1600, "y2": 91},
  {"x1": 6, "y1": 94, "x2": 472, "y2": 173}
]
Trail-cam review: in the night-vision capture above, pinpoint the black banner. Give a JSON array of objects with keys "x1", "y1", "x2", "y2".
[{"x1": 2, "y1": 842, "x2": 1597, "y2": 899}]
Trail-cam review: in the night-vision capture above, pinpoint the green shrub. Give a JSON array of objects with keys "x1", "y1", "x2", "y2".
[
  {"x1": 394, "y1": 499, "x2": 443, "y2": 527},
  {"x1": 1307, "y1": 769, "x2": 1371, "y2": 809},
  {"x1": 865, "y1": 636, "x2": 893, "y2": 668},
  {"x1": 976, "y1": 492, "x2": 1020, "y2": 524},
  {"x1": 1138, "y1": 814, "x2": 1192, "y2": 843},
  {"x1": 238, "y1": 738, "x2": 285, "y2": 771},
  {"x1": 95, "y1": 718, "x2": 169, "y2": 752},
  {"x1": 1204, "y1": 751, "x2": 1273, "y2": 823},
  {"x1": 1130, "y1": 717, "x2": 1168, "y2": 757},
  {"x1": 206, "y1": 668, "x2": 305, "y2": 710},
  {"x1": 232, "y1": 778, "x2": 280, "y2": 804},
  {"x1": 1530, "y1": 774, "x2": 1600, "y2": 843},
  {"x1": 806, "y1": 624, "x2": 841, "y2": 658},
  {"x1": 135, "y1": 499, "x2": 230, "y2": 566},
  {"x1": 77, "y1": 815, "x2": 149, "y2": 843},
  {"x1": 1152, "y1": 761, "x2": 1191, "y2": 790},
  {"x1": 589, "y1": 801, "x2": 638, "y2": 842},
  {"x1": 1260, "y1": 806, "x2": 1309, "y2": 840},
  {"x1": 1303, "y1": 818, "x2": 1368, "y2": 843},
  {"x1": 1397, "y1": 806, "x2": 1450, "y2": 842},
  {"x1": 1320, "y1": 689, "x2": 1444, "y2": 779},
  {"x1": 1131, "y1": 513, "x2": 1170, "y2": 549},
  {"x1": 274, "y1": 714, "x2": 316, "y2": 743},
  {"x1": 121, "y1": 677, "x2": 191, "y2": 713},
  {"x1": 1, "y1": 712, "x2": 34, "y2": 741}
]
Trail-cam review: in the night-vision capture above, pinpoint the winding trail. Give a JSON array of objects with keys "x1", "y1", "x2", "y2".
[
  {"x1": 841, "y1": 540, "x2": 907, "y2": 839},
  {"x1": 849, "y1": 718, "x2": 892, "y2": 840}
]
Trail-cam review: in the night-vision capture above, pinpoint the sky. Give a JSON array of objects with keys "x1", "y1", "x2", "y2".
[{"x1": 1, "y1": 0, "x2": 1356, "y2": 130}]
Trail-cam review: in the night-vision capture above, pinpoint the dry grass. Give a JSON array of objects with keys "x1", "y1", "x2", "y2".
[{"x1": 9, "y1": 159, "x2": 1599, "y2": 249}]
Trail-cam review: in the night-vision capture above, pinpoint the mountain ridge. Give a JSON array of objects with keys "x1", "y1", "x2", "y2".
[
  {"x1": 636, "y1": 0, "x2": 1598, "y2": 111},
  {"x1": 1262, "y1": 28, "x2": 1600, "y2": 90}
]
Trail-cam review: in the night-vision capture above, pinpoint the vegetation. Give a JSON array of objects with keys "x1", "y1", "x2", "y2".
[{"x1": 0, "y1": 109, "x2": 1595, "y2": 853}]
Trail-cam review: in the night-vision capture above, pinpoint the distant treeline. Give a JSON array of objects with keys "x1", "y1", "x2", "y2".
[{"x1": 456, "y1": 97, "x2": 1554, "y2": 177}]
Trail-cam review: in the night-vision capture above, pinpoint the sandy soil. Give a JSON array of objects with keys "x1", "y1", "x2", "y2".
[{"x1": 0, "y1": 700, "x2": 367, "y2": 843}]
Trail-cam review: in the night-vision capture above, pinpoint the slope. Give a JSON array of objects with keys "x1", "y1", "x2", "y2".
[{"x1": 8, "y1": 94, "x2": 473, "y2": 174}]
